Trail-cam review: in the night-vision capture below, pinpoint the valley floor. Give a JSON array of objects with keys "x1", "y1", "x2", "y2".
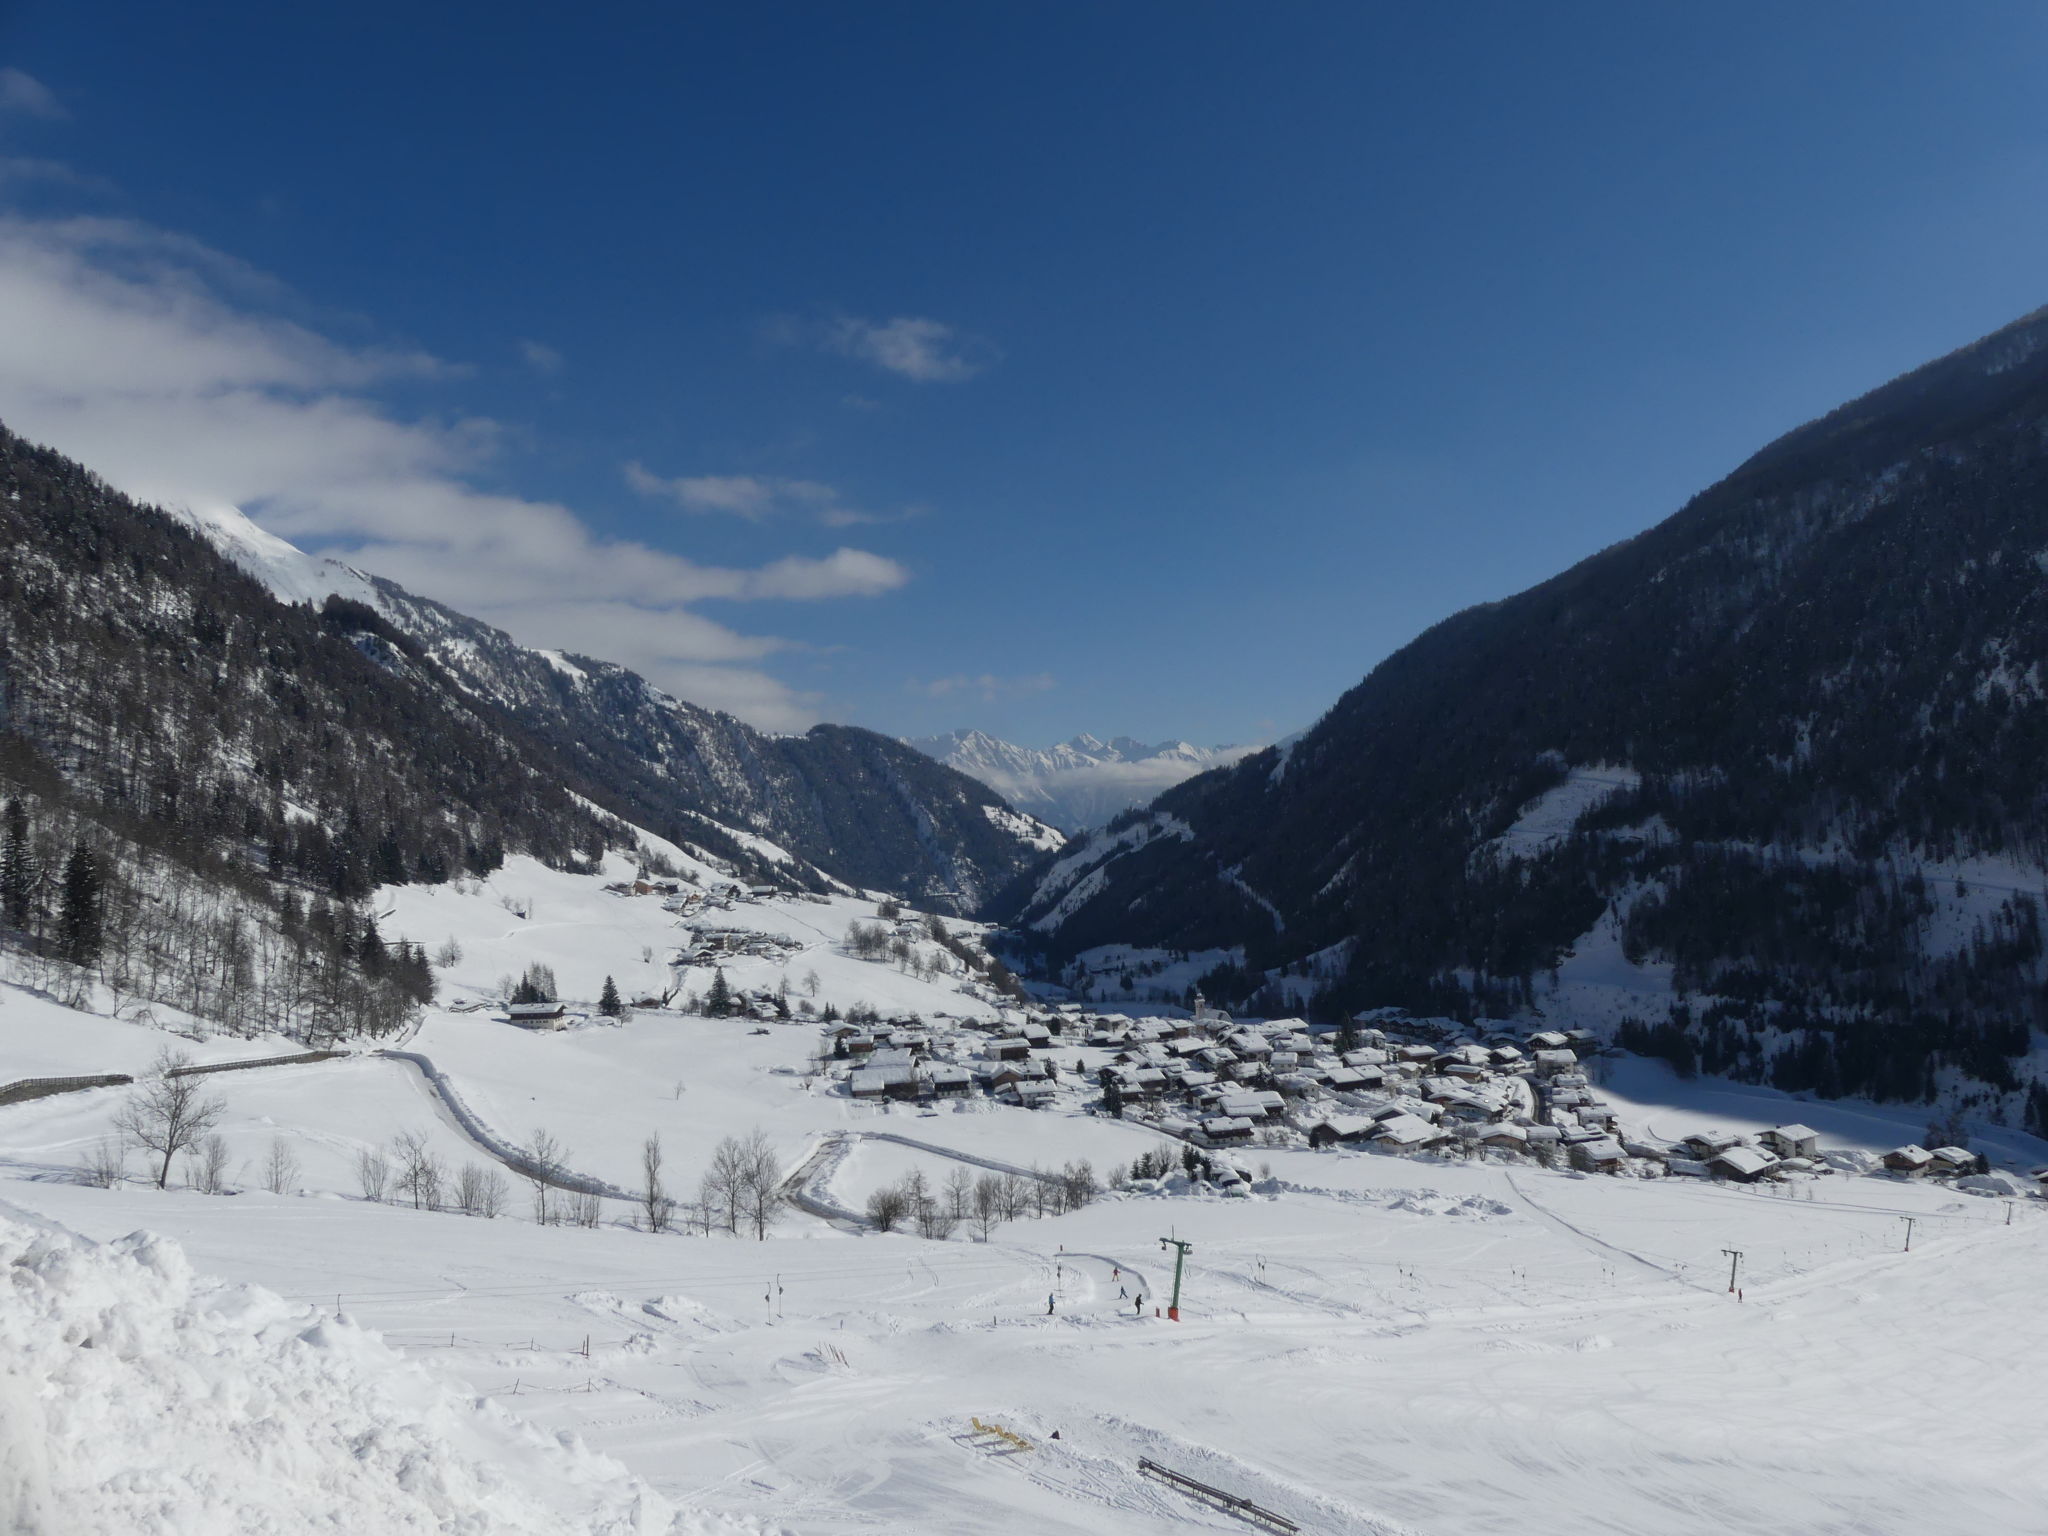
[{"x1": 2, "y1": 860, "x2": 2041, "y2": 1533}]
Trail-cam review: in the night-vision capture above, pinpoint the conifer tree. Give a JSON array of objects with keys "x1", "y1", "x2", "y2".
[
  {"x1": 705, "y1": 968, "x2": 733, "y2": 1017},
  {"x1": 599, "y1": 975, "x2": 623, "y2": 1017},
  {"x1": 1, "y1": 798, "x2": 36, "y2": 931},
  {"x1": 56, "y1": 841, "x2": 104, "y2": 968}
]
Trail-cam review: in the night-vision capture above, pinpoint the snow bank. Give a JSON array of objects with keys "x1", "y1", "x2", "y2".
[{"x1": 0, "y1": 1212, "x2": 708, "y2": 1535}]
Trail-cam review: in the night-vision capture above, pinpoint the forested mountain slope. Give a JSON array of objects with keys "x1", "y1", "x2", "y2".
[
  {"x1": 363, "y1": 586, "x2": 1060, "y2": 913},
  {"x1": 0, "y1": 423, "x2": 1054, "y2": 955},
  {"x1": 1014, "y1": 305, "x2": 2048, "y2": 1119}
]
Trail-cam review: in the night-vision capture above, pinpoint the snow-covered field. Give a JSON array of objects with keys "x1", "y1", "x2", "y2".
[{"x1": 5, "y1": 856, "x2": 2046, "y2": 1533}]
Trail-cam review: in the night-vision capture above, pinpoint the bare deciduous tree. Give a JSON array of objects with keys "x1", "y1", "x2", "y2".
[
  {"x1": 568, "y1": 1189, "x2": 604, "y2": 1228},
  {"x1": 943, "y1": 1166, "x2": 974, "y2": 1224},
  {"x1": 736, "y1": 1129, "x2": 784, "y2": 1240},
  {"x1": 865, "y1": 1184, "x2": 910, "y2": 1231},
  {"x1": 112, "y1": 1051, "x2": 226, "y2": 1189},
  {"x1": 355, "y1": 1147, "x2": 391, "y2": 1202},
  {"x1": 524, "y1": 1128, "x2": 564, "y2": 1225},
  {"x1": 187, "y1": 1133, "x2": 231, "y2": 1195},
  {"x1": 262, "y1": 1136, "x2": 300, "y2": 1195},
  {"x1": 640, "y1": 1132, "x2": 672, "y2": 1233},
  {"x1": 970, "y1": 1173, "x2": 1002, "y2": 1241},
  {"x1": 453, "y1": 1161, "x2": 506, "y2": 1217},
  {"x1": 391, "y1": 1130, "x2": 446, "y2": 1210},
  {"x1": 78, "y1": 1135, "x2": 126, "y2": 1189}
]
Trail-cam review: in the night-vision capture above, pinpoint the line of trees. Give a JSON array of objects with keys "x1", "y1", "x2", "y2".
[{"x1": 864, "y1": 1160, "x2": 1098, "y2": 1240}]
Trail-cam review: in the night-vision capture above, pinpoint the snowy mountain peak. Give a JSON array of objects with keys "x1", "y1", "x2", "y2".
[
  {"x1": 167, "y1": 500, "x2": 383, "y2": 611},
  {"x1": 906, "y1": 729, "x2": 1261, "y2": 831}
]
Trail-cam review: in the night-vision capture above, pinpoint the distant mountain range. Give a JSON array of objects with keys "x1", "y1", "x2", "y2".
[
  {"x1": 906, "y1": 729, "x2": 1259, "y2": 831},
  {"x1": 1006, "y1": 303, "x2": 2048, "y2": 1127}
]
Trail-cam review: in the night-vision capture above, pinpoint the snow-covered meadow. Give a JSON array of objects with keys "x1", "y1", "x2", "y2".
[{"x1": 4, "y1": 854, "x2": 2046, "y2": 1533}]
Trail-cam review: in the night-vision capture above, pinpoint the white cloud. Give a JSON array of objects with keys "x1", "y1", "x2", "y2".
[
  {"x1": 911, "y1": 672, "x2": 1057, "y2": 702},
  {"x1": 624, "y1": 462, "x2": 921, "y2": 528},
  {"x1": 517, "y1": 338, "x2": 563, "y2": 373},
  {"x1": 0, "y1": 209, "x2": 911, "y2": 730},
  {"x1": 827, "y1": 314, "x2": 992, "y2": 382},
  {"x1": 0, "y1": 70, "x2": 64, "y2": 121},
  {"x1": 768, "y1": 311, "x2": 994, "y2": 383}
]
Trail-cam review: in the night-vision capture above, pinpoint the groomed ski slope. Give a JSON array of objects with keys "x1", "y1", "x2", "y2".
[{"x1": 3, "y1": 855, "x2": 2045, "y2": 1533}]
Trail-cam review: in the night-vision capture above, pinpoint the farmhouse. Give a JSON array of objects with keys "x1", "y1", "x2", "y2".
[
  {"x1": 1307, "y1": 1114, "x2": 1378, "y2": 1148},
  {"x1": 507, "y1": 1001, "x2": 568, "y2": 1029},
  {"x1": 1708, "y1": 1145, "x2": 1778, "y2": 1182},
  {"x1": 1883, "y1": 1144, "x2": 1935, "y2": 1175},
  {"x1": 1762, "y1": 1124, "x2": 1820, "y2": 1160},
  {"x1": 1927, "y1": 1145, "x2": 1978, "y2": 1176}
]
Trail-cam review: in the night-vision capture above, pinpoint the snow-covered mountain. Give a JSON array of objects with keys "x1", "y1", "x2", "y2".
[
  {"x1": 1007, "y1": 302, "x2": 2048, "y2": 1124},
  {"x1": 0, "y1": 427, "x2": 1060, "y2": 915},
  {"x1": 906, "y1": 729, "x2": 1258, "y2": 831}
]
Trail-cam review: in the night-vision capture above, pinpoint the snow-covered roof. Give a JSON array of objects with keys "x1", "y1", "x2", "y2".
[{"x1": 1710, "y1": 1146, "x2": 1777, "y2": 1177}]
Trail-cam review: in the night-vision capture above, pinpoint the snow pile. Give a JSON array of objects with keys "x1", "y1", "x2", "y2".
[{"x1": 0, "y1": 1213, "x2": 708, "y2": 1536}]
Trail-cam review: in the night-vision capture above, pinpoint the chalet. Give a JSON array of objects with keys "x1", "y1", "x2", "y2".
[
  {"x1": 1324, "y1": 1067, "x2": 1378, "y2": 1092},
  {"x1": 1523, "y1": 1124, "x2": 1564, "y2": 1155},
  {"x1": 1371, "y1": 1113, "x2": 1448, "y2": 1152},
  {"x1": 1884, "y1": 1144, "x2": 1935, "y2": 1175},
  {"x1": 1012, "y1": 1080, "x2": 1059, "y2": 1109},
  {"x1": 1477, "y1": 1122, "x2": 1529, "y2": 1152},
  {"x1": 1927, "y1": 1145, "x2": 1978, "y2": 1177},
  {"x1": 1571, "y1": 1136, "x2": 1628, "y2": 1173},
  {"x1": 1489, "y1": 1045, "x2": 1525, "y2": 1066},
  {"x1": 1308, "y1": 1113, "x2": 1378, "y2": 1148},
  {"x1": 1343, "y1": 1048, "x2": 1390, "y2": 1068},
  {"x1": 927, "y1": 1064, "x2": 973, "y2": 1098},
  {"x1": 1761, "y1": 1124, "x2": 1820, "y2": 1160},
  {"x1": 507, "y1": 1001, "x2": 568, "y2": 1029},
  {"x1": 1220, "y1": 1089, "x2": 1285, "y2": 1120},
  {"x1": 1204, "y1": 1115, "x2": 1255, "y2": 1142},
  {"x1": 1531, "y1": 1049, "x2": 1578, "y2": 1077},
  {"x1": 1681, "y1": 1130, "x2": 1744, "y2": 1160},
  {"x1": 849, "y1": 1064, "x2": 921, "y2": 1100},
  {"x1": 986, "y1": 1037, "x2": 1032, "y2": 1061},
  {"x1": 1527, "y1": 1030, "x2": 1572, "y2": 1050},
  {"x1": 985, "y1": 1062, "x2": 1038, "y2": 1092},
  {"x1": 1709, "y1": 1145, "x2": 1778, "y2": 1182}
]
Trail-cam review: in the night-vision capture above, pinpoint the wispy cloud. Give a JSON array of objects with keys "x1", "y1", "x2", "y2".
[
  {"x1": 769, "y1": 311, "x2": 996, "y2": 383},
  {"x1": 910, "y1": 672, "x2": 1057, "y2": 702},
  {"x1": 625, "y1": 462, "x2": 922, "y2": 528},
  {"x1": 828, "y1": 315, "x2": 992, "y2": 382},
  {"x1": 0, "y1": 70, "x2": 65, "y2": 121},
  {"x1": 0, "y1": 205, "x2": 910, "y2": 729},
  {"x1": 516, "y1": 338, "x2": 563, "y2": 374}
]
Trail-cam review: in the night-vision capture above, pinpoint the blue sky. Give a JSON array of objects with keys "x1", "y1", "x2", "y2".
[{"x1": 3, "y1": 4, "x2": 2048, "y2": 739}]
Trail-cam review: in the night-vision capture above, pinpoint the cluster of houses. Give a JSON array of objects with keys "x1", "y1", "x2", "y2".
[
  {"x1": 674, "y1": 925, "x2": 804, "y2": 968},
  {"x1": 837, "y1": 1015, "x2": 1069, "y2": 1108},
  {"x1": 821, "y1": 992, "x2": 2025, "y2": 1196},
  {"x1": 603, "y1": 876, "x2": 799, "y2": 916}
]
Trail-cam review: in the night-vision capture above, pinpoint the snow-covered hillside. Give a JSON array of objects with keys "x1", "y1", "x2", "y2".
[
  {"x1": 6, "y1": 849, "x2": 2048, "y2": 1532},
  {"x1": 908, "y1": 730, "x2": 1258, "y2": 831}
]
